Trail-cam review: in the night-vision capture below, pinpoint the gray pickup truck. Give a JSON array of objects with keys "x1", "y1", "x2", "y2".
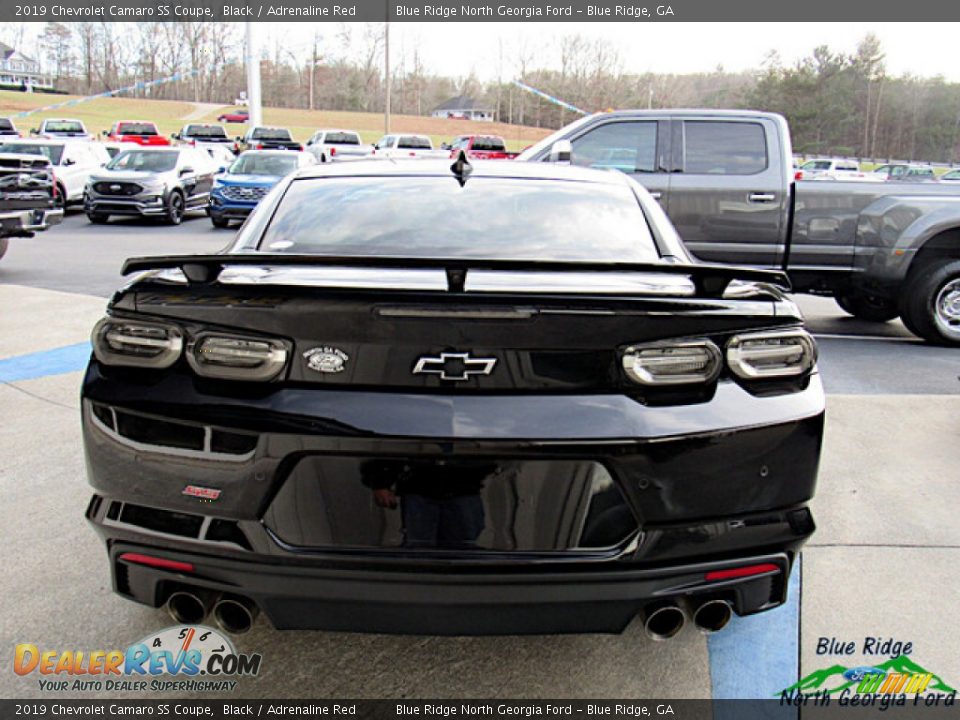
[
  {"x1": 519, "y1": 110, "x2": 960, "y2": 346},
  {"x1": 0, "y1": 152, "x2": 63, "y2": 261}
]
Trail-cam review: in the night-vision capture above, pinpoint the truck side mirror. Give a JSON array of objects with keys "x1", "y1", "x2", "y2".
[{"x1": 548, "y1": 140, "x2": 572, "y2": 164}]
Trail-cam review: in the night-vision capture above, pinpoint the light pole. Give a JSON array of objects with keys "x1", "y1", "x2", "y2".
[
  {"x1": 384, "y1": 22, "x2": 391, "y2": 134},
  {"x1": 245, "y1": 22, "x2": 262, "y2": 127}
]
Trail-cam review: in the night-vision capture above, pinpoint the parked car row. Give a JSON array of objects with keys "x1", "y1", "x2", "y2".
[{"x1": 795, "y1": 157, "x2": 958, "y2": 182}]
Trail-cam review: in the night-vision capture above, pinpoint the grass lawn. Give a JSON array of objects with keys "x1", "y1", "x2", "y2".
[{"x1": 0, "y1": 90, "x2": 551, "y2": 151}]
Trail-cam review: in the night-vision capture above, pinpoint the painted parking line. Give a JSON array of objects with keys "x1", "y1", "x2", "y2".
[
  {"x1": 0, "y1": 342, "x2": 90, "y2": 383},
  {"x1": 708, "y1": 556, "x2": 801, "y2": 699}
]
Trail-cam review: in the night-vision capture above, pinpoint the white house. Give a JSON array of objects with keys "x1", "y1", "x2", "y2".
[
  {"x1": 431, "y1": 95, "x2": 495, "y2": 122},
  {"x1": 0, "y1": 42, "x2": 53, "y2": 91}
]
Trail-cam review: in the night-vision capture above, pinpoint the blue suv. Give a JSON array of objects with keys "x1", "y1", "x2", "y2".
[{"x1": 209, "y1": 150, "x2": 314, "y2": 228}]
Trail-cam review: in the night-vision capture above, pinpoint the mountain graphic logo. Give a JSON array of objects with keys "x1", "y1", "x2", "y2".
[{"x1": 778, "y1": 655, "x2": 956, "y2": 696}]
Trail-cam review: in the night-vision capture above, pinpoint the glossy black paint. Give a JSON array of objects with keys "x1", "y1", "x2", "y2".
[{"x1": 82, "y1": 162, "x2": 825, "y2": 633}]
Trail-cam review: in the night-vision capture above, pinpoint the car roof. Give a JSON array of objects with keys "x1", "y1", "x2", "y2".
[{"x1": 293, "y1": 158, "x2": 630, "y2": 185}]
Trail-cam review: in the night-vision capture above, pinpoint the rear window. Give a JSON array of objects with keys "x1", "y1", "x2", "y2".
[
  {"x1": 43, "y1": 120, "x2": 84, "y2": 134},
  {"x1": 259, "y1": 177, "x2": 659, "y2": 262},
  {"x1": 185, "y1": 125, "x2": 227, "y2": 139},
  {"x1": 472, "y1": 136, "x2": 506, "y2": 152},
  {"x1": 803, "y1": 161, "x2": 831, "y2": 170},
  {"x1": 252, "y1": 128, "x2": 292, "y2": 141},
  {"x1": 907, "y1": 168, "x2": 934, "y2": 176},
  {"x1": 836, "y1": 163, "x2": 859, "y2": 172},
  {"x1": 324, "y1": 132, "x2": 360, "y2": 145},
  {"x1": 683, "y1": 121, "x2": 767, "y2": 175},
  {"x1": 0, "y1": 118, "x2": 14, "y2": 131},
  {"x1": 117, "y1": 122, "x2": 157, "y2": 135},
  {"x1": 398, "y1": 136, "x2": 431, "y2": 149},
  {"x1": 0, "y1": 142, "x2": 63, "y2": 164}
]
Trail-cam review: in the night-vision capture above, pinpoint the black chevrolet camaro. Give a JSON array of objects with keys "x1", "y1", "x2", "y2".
[{"x1": 82, "y1": 157, "x2": 824, "y2": 637}]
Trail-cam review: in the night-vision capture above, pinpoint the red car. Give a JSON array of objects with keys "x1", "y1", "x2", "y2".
[
  {"x1": 446, "y1": 135, "x2": 518, "y2": 160},
  {"x1": 217, "y1": 109, "x2": 249, "y2": 123},
  {"x1": 103, "y1": 121, "x2": 169, "y2": 146}
]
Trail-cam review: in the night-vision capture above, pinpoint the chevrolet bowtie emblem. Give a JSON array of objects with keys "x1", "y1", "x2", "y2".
[{"x1": 412, "y1": 352, "x2": 497, "y2": 381}]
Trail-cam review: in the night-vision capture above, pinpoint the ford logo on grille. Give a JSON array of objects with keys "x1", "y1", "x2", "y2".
[{"x1": 109, "y1": 184, "x2": 121, "y2": 191}]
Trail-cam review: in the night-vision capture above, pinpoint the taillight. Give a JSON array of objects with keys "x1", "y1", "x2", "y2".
[
  {"x1": 330, "y1": 146, "x2": 336, "y2": 156},
  {"x1": 187, "y1": 333, "x2": 289, "y2": 381},
  {"x1": 92, "y1": 317, "x2": 183, "y2": 368},
  {"x1": 794, "y1": 170, "x2": 803, "y2": 181},
  {"x1": 256, "y1": 144, "x2": 265, "y2": 149},
  {"x1": 726, "y1": 329, "x2": 816, "y2": 379},
  {"x1": 622, "y1": 340, "x2": 722, "y2": 386}
]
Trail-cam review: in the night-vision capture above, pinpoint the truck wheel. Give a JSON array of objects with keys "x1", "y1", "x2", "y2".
[
  {"x1": 165, "y1": 192, "x2": 185, "y2": 225},
  {"x1": 86, "y1": 212, "x2": 109, "y2": 224},
  {"x1": 835, "y1": 292, "x2": 899, "y2": 322},
  {"x1": 899, "y1": 259, "x2": 960, "y2": 346}
]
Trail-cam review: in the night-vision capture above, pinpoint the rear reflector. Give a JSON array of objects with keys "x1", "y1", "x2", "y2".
[
  {"x1": 118, "y1": 553, "x2": 194, "y2": 573},
  {"x1": 705, "y1": 563, "x2": 779, "y2": 582}
]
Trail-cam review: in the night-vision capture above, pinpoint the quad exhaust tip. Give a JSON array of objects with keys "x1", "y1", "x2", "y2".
[
  {"x1": 642, "y1": 602, "x2": 687, "y2": 642},
  {"x1": 166, "y1": 589, "x2": 217, "y2": 625},
  {"x1": 692, "y1": 599, "x2": 733, "y2": 635},
  {"x1": 212, "y1": 594, "x2": 259, "y2": 635}
]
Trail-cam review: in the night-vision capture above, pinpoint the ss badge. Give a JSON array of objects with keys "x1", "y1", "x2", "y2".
[{"x1": 303, "y1": 346, "x2": 349, "y2": 374}]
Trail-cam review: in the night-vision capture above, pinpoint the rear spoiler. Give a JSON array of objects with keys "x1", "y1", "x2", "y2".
[{"x1": 122, "y1": 254, "x2": 791, "y2": 296}]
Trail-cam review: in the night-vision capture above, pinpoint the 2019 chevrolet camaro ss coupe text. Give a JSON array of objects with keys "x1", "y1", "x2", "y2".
[{"x1": 82, "y1": 156, "x2": 824, "y2": 637}]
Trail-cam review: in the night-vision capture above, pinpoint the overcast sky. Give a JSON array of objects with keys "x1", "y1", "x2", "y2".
[{"x1": 265, "y1": 22, "x2": 960, "y2": 82}]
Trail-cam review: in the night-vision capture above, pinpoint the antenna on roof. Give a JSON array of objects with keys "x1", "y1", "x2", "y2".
[{"x1": 450, "y1": 150, "x2": 473, "y2": 187}]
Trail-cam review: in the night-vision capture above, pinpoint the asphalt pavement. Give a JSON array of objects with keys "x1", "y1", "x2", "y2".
[{"x1": 1, "y1": 211, "x2": 958, "y2": 700}]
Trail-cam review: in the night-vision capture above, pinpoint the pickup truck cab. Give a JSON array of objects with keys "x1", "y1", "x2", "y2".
[
  {"x1": 372, "y1": 134, "x2": 447, "y2": 159},
  {"x1": 446, "y1": 135, "x2": 518, "y2": 160},
  {"x1": 305, "y1": 129, "x2": 372, "y2": 163},
  {"x1": 104, "y1": 121, "x2": 169, "y2": 146},
  {"x1": 235, "y1": 127, "x2": 302, "y2": 153},
  {"x1": 0, "y1": 137, "x2": 110, "y2": 207},
  {"x1": 521, "y1": 109, "x2": 960, "y2": 345},
  {"x1": 0, "y1": 153, "x2": 63, "y2": 260},
  {"x1": 32, "y1": 118, "x2": 90, "y2": 140},
  {"x1": 173, "y1": 123, "x2": 233, "y2": 150},
  {"x1": 0, "y1": 118, "x2": 20, "y2": 137}
]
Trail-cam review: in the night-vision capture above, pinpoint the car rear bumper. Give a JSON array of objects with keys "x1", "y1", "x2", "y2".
[
  {"x1": 0, "y1": 206, "x2": 63, "y2": 235},
  {"x1": 82, "y1": 364, "x2": 823, "y2": 633},
  {"x1": 95, "y1": 533, "x2": 796, "y2": 634}
]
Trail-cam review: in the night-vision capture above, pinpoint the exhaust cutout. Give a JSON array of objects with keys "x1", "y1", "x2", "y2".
[
  {"x1": 692, "y1": 599, "x2": 733, "y2": 634},
  {"x1": 213, "y1": 594, "x2": 259, "y2": 634},
  {"x1": 166, "y1": 589, "x2": 218, "y2": 625},
  {"x1": 641, "y1": 601, "x2": 686, "y2": 641}
]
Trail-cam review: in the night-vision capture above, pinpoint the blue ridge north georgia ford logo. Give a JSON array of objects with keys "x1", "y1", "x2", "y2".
[{"x1": 303, "y1": 347, "x2": 349, "y2": 374}]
